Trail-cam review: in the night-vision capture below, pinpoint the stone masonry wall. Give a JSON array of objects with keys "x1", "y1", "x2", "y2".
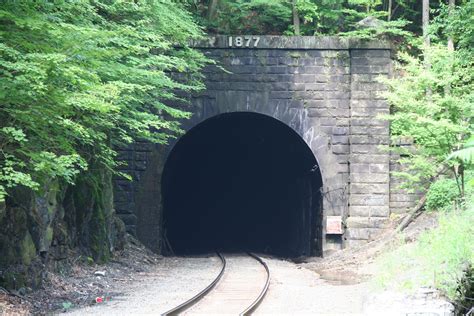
[
  {"x1": 345, "y1": 49, "x2": 392, "y2": 247},
  {"x1": 114, "y1": 36, "x2": 399, "y2": 253}
]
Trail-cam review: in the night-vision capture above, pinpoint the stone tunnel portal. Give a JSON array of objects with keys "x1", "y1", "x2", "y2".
[{"x1": 162, "y1": 112, "x2": 323, "y2": 258}]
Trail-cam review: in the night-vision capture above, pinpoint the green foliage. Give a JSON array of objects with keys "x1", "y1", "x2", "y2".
[
  {"x1": 382, "y1": 44, "x2": 473, "y2": 188},
  {"x1": 209, "y1": 0, "x2": 292, "y2": 34},
  {"x1": 0, "y1": 1, "x2": 208, "y2": 201},
  {"x1": 376, "y1": 203, "x2": 474, "y2": 301},
  {"x1": 425, "y1": 178, "x2": 460, "y2": 211},
  {"x1": 188, "y1": 0, "x2": 424, "y2": 39},
  {"x1": 448, "y1": 137, "x2": 474, "y2": 164},
  {"x1": 381, "y1": 1, "x2": 474, "y2": 192}
]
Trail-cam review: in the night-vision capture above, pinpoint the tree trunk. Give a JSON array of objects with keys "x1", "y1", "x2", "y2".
[
  {"x1": 422, "y1": 0, "x2": 432, "y2": 98},
  {"x1": 422, "y1": 0, "x2": 430, "y2": 47},
  {"x1": 207, "y1": 0, "x2": 219, "y2": 21},
  {"x1": 388, "y1": 0, "x2": 393, "y2": 21},
  {"x1": 447, "y1": 0, "x2": 455, "y2": 52},
  {"x1": 293, "y1": 0, "x2": 300, "y2": 35},
  {"x1": 445, "y1": 0, "x2": 455, "y2": 95}
]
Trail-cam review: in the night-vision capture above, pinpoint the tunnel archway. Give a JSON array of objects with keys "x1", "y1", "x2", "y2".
[{"x1": 162, "y1": 112, "x2": 323, "y2": 258}]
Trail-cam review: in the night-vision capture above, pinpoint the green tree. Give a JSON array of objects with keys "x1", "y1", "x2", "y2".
[
  {"x1": 0, "y1": 1, "x2": 208, "y2": 200},
  {"x1": 383, "y1": 1, "x2": 474, "y2": 197}
]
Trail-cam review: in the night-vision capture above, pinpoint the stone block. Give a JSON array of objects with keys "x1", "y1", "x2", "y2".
[
  {"x1": 370, "y1": 163, "x2": 389, "y2": 173},
  {"x1": 351, "y1": 144, "x2": 386, "y2": 154},
  {"x1": 336, "y1": 118, "x2": 350, "y2": 126},
  {"x1": 350, "y1": 194, "x2": 388, "y2": 206},
  {"x1": 351, "y1": 135, "x2": 390, "y2": 145},
  {"x1": 351, "y1": 57, "x2": 391, "y2": 66},
  {"x1": 305, "y1": 83, "x2": 326, "y2": 91},
  {"x1": 328, "y1": 75, "x2": 350, "y2": 84},
  {"x1": 351, "y1": 118, "x2": 389, "y2": 127},
  {"x1": 295, "y1": 74, "x2": 317, "y2": 83},
  {"x1": 350, "y1": 108, "x2": 390, "y2": 118},
  {"x1": 390, "y1": 207, "x2": 410, "y2": 215},
  {"x1": 351, "y1": 183, "x2": 389, "y2": 194},
  {"x1": 349, "y1": 205, "x2": 371, "y2": 217},
  {"x1": 351, "y1": 50, "x2": 391, "y2": 58},
  {"x1": 134, "y1": 160, "x2": 147, "y2": 171},
  {"x1": 332, "y1": 126, "x2": 348, "y2": 135},
  {"x1": 267, "y1": 66, "x2": 287, "y2": 74},
  {"x1": 350, "y1": 163, "x2": 370, "y2": 173},
  {"x1": 350, "y1": 154, "x2": 389, "y2": 163},
  {"x1": 351, "y1": 99, "x2": 388, "y2": 108},
  {"x1": 345, "y1": 228, "x2": 369, "y2": 240},
  {"x1": 332, "y1": 135, "x2": 349, "y2": 145},
  {"x1": 335, "y1": 162, "x2": 349, "y2": 173},
  {"x1": 370, "y1": 206, "x2": 390, "y2": 217},
  {"x1": 351, "y1": 172, "x2": 389, "y2": 183},
  {"x1": 346, "y1": 216, "x2": 369, "y2": 228},
  {"x1": 332, "y1": 144, "x2": 350, "y2": 154},
  {"x1": 351, "y1": 65, "x2": 389, "y2": 74}
]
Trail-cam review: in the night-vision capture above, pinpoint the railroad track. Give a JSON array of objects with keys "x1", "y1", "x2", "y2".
[{"x1": 162, "y1": 252, "x2": 270, "y2": 315}]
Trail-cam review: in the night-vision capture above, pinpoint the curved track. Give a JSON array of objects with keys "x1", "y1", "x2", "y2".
[
  {"x1": 162, "y1": 252, "x2": 226, "y2": 315},
  {"x1": 162, "y1": 253, "x2": 269, "y2": 315}
]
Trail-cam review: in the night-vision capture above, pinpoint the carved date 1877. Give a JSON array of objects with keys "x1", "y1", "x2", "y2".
[{"x1": 228, "y1": 36, "x2": 260, "y2": 48}]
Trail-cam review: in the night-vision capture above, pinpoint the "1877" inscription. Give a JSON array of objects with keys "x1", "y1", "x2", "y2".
[{"x1": 228, "y1": 36, "x2": 260, "y2": 48}]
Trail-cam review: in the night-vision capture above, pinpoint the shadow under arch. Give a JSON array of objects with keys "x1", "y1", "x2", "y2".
[{"x1": 161, "y1": 112, "x2": 323, "y2": 258}]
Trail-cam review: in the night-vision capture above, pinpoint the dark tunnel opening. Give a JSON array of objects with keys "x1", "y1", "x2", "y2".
[{"x1": 162, "y1": 112, "x2": 323, "y2": 258}]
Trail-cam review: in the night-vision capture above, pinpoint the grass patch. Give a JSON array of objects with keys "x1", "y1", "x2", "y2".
[{"x1": 375, "y1": 205, "x2": 474, "y2": 301}]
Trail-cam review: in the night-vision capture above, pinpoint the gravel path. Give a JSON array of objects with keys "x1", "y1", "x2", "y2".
[
  {"x1": 67, "y1": 255, "x2": 222, "y2": 315},
  {"x1": 255, "y1": 256, "x2": 369, "y2": 315},
  {"x1": 66, "y1": 254, "x2": 371, "y2": 315},
  {"x1": 65, "y1": 253, "x2": 455, "y2": 315}
]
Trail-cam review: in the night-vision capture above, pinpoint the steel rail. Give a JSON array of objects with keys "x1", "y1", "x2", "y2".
[
  {"x1": 239, "y1": 253, "x2": 270, "y2": 316},
  {"x1": 161, "y1": 252, "x2": 226, "y2": 316}
]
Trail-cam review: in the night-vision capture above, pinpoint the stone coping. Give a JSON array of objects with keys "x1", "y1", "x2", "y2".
[{"x1": 191, "y1": 36, "x2": 391, "y2": 50}]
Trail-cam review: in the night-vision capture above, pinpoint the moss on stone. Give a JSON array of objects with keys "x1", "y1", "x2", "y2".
[{"x1": 20, "y1": 232, "x2": 36, "y2": 266}]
